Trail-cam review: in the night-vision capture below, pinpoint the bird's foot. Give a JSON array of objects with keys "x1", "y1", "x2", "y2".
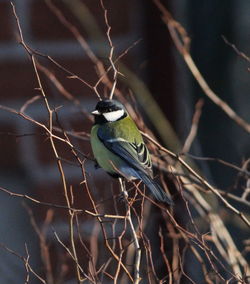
[{"x1": 117, "y1": 190, "x2": 128, "y2": 203}]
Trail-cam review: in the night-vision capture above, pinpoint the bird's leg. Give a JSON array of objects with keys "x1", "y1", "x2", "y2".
[{"x1": 118, "y1": 178, "x2": 128, "y2": 201}]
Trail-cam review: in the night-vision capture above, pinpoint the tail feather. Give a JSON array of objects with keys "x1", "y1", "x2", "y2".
[{"x1": 139, "y1": 172, "x2": 174, "y2": 206}]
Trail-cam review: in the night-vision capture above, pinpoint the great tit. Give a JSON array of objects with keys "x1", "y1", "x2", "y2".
[{"x1": 90, "y1": 99, "x2": 173, "y2": 205}]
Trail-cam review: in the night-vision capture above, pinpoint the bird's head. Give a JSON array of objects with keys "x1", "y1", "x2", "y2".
[{"x1": 91, "y1": 100, "x2": 127, "y2": 124}]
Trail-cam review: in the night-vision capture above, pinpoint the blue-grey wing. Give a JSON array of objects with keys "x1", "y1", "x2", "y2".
[
  {"x1": 97, "y1": 127, "x2": 152, "y2": 177},
  {"x1": 97, "y1": 127, "x2": 174, "y2": 205}
]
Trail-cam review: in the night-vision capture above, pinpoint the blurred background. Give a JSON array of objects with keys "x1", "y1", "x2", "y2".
[{"x1": 0, "y1": 0, "x2": 249, "y2": 283}]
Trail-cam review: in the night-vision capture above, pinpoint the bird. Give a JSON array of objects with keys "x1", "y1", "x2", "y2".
[{"x1": 90, "y1": 99, "x2": 173, "y2": 205}]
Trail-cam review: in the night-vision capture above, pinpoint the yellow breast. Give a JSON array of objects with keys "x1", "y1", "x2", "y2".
[{"x1": 90, "y1": 125, "x2": 126, "y2": 176}]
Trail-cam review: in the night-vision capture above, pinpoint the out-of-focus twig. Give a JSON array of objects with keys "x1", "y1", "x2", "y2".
[
  {"x1": 184, "y1": 154, "x2": 250, "y2": 177},
  {"x1": 222, "y1": 36, "x2": 250, "y2": 63},
  {"x1": 23, "y1": 204, "x2": 54, "y2": 284},
  {"x1": 20, "y1": 95, "x2": 41, "y2": 113},
  {"x1": 142, "y1": 131, "x2": 250, "y2": 228},
  {"x1": 154, "y1": 0, "x2": 250, "y2": 134},
  {"x1": 159, "y1": 227, "x2": 173, "y2": 284},
  {"x1": 182, "y1": 99, "x2": 204, "y2": 153},
  {"x1": 0, "y1": 243, "x2": 46, "y2": 283},
  {"x1": 213, "y1": 189, "x2": 250, "y2": 208},
  {"x1": 181, "y1": 176, "x2": 249, "y2": 279}
]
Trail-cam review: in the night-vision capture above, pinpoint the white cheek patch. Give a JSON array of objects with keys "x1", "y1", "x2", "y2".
[{"x1": 103, "y1": 109, "x2": 124, "y2": 122}]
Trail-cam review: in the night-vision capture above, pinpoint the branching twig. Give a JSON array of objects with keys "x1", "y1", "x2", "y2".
[
  {"x1": 24, "y1": 244, "x2": 30, "y2": 284},
  {"x1": 142, "y1": 131, "x2": 250, "y2": 228},
  {"x1": 23, "y1": 204, "x2": 54, "y2": 284},
  {"x1": 100, "y1": 0, "x2": 118, "y2": 100},
  {"x1": 0, "y1": 243, "x2": 46, "y2": 283}
]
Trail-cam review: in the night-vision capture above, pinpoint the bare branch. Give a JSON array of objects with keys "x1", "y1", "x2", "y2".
[
  {"x1": 142, "y1": 131, "x2": 250, "y2": 228},
  {"x1": 0, "y1": 243, "x2": 46, "y2": 283},
  {"x1": 0, "y1": 186, "x2": 82, "y2": 212},
  {"x1": 118, "y1": 178, "x2": 141, "y2": 283}
]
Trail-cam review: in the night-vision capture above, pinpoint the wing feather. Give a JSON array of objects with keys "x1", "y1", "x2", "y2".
[
  {"x1": 97, "y1": 122, "x2": 173, "y2": 205},
  {"x1": 97, "y1": 127, "x2": 152, "y2": 177}
]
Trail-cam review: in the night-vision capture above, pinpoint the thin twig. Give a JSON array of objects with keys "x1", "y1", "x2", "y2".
[
  {"x1": 0, "y1": 243, "x2": 46, "y2": 283},
  {"x1": 182, "y1": 99, "x2": 204, "y2": 153},
  {"x1": 159, "y1": 227, "x2": 173, "y2": 284},
  {"x1": 73, "y1": 149, "x2": 133, "y2": 281},
  {"x1": 222, "y1": 36, "x2": 250, "y2": 63},
  {"x1": 53, "y1": 229, "x2": 93, "y2": 282},
  {"x1": 94, "y1": 38, "x2": 142, "y2": 89},
  {"x1": 142, "y1": 131, "x2": 250, "y2": 228},
  {"x1": 183, "y1": 153, "x2": 250, "y2": 177},
  {"x1": 24, "y1": 244, "x2": 30, "y2": 284},
  {"x1": 0, "y1": 186, "x2": 82, "y2": 212},
  {"x1": 45, "y1": 0, "x2": 103, "y2": 100},
  {"x1": 23, "y1": 204, "x2": 54, "y2": 284},
  {"x1": 20, "y1": 95, "x2": 41, "y2": 113},
  {"x1": 100, "y1": 0, "x2": 118, "y2": 100},
  {"x1": 85, "y1": 210, "x2": 126, "y2": 219},
  {"x1": 118, "y1": 178, "x2": 141, "y2": 283}
]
